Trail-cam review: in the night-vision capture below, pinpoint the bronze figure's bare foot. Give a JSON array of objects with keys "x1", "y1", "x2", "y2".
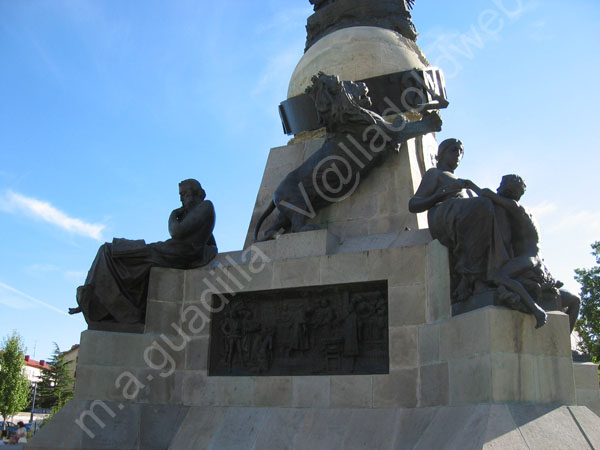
[
  {"x1": 68, "y1": 306, "x2": 82, "y2": 315},
  {"x1": 534, "y1": 309, "x2": 548, "y2": 329}
]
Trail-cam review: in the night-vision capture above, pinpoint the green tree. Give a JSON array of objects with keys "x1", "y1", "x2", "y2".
[
  {"x1": 575, "y1": 241, "x2": 600, "y2": 363},
  {"x1": 0, "y1": 332, "x2": 30, "y2": 432},
  {"x1": 37, "y1": 344, "x2": 74, "y2": 412}
]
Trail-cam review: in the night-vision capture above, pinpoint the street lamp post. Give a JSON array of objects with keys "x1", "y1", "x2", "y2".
[{"x1": 29, "y1": 382, "x2": 38, "y2": 424}]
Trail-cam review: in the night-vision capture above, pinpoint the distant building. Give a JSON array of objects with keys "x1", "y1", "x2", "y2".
[
  {"x1": 61, "y1": 344, "x2": 80, "y2": 386},
  {"x1": 0, "y1": 351, "x2": 51, "y2": 383},
  {"x1": 1, "y1": 344, "x2": 79, "y2": 385},
  {"x1": 23, "y1": 355, "x2": 51, "y2": 383}
]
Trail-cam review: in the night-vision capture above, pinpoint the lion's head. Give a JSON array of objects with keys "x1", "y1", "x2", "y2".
[{"x1": 305, "y1": 72, "x2": 377, "y2": 133}]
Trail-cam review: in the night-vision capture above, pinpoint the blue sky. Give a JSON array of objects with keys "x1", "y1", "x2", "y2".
[{"x1": 1, "y1": 0, "x2": 599, "y2": 361}]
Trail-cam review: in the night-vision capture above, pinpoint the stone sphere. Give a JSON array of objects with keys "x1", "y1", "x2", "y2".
[{"x1": 288, "y1": 26, "x2": 429, "y2": 98}]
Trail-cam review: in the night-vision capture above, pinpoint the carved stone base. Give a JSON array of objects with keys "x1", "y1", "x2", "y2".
[
  {"x1": 574, "y1": 362, "x2": 600, "y2": 416},
  {"x1": 28, "y1": 232, "x2": 600, "y2": 449},
  {"x1": 87, "y1": 320, "x2": 145, "y2": 334},
  {"x1": 28, "y1": 402, "x2": 600, "y2": 450},
  {"x1": 244, "y1": 134, "x2": 438, "y2": 247}
]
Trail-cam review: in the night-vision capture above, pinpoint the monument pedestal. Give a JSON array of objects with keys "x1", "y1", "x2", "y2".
[{"x1": 29, "y1": 228, "x2": 600, "y2": 449}]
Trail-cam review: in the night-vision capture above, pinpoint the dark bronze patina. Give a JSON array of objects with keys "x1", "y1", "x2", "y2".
[
  {"x1": 306, "y1": 0, "x2": 417, "y2": 52},
  {"x1": 279, "y1": 68, "x2": 448, "y2": 135},
  {"x1": 409, "y1": 140, "x2": 580, "y2": 329},
  {"x1": 255, "y1": 72, "x2": 443, "y2": 241},
  {"x1": 209, "y1": 281, "x2": 389, "y2": 376},
  {"x1": 69, "y1": 179, "x2": 217, "y2": 332}
]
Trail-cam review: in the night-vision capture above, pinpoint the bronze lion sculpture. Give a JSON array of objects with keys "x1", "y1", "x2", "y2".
[{"x1": 254, "y1": 72, "x2": 443, "y2": 241}]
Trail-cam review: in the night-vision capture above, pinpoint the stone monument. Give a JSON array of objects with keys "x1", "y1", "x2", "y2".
[
  {"x1": 29, "y1": 1, "x2": 600, "y2": 449},
  {"x1": 67, "y1": 179, "x2": 217, "y2": 333}
]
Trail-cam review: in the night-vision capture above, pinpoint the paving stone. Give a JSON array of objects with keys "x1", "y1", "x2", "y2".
[
  {"x1": 292, "y1": 409, "x2": 353, "y2": 450},
  {"x1": 209, "y1": 407, "x2": 268, "y2": 450},
  {"x1": 413, "y1": 405, "x2": 490, "y2": 450},
  {"x1": 253, "y1": 408, "x2": 308, "y2": 450},
  {"x1": 481, "y1": 405, "x2": 528, "y2": 449},
  {"x1": 27, "y1": 400, "x2": 87, "y2": 448},
  {"x1": 568, "y1": 406, "x2": 600, "y2": 448},
  {"x1": 391, "y1": 407, "x2": 438, "y2": 450},
  {"x1": 342, "y1": 409, "x2": 398, "y2": 450},
  {"x1": 79, "y1": 401, "x2": 141, "y2": 449},
  {"x1": 168, "y1": 407, "x2": 227, "y2": 450},
  {"x1": 509, "y1": 405, "x2": 592, "y2": 450},
  {"x1": 139, "y1": 405, "x2": 188, "y2": 450}
]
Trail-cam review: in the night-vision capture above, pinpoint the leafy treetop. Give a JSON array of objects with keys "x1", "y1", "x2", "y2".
[{"x1": 575, "y1": 241, "x2": 600, "y2": 363}]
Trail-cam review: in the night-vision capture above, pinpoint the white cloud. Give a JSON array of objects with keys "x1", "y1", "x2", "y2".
[
  {"x1": 0, "y1": 190, "x2": 105, "y2": 240},
  {"x1": 251, "y1": 48, "x2": 301, "y2": 98},
  {"x1": 27, "y1": 263, "x2": 61, "y2": 273},
  {"x1": 531, "y1": 205, "x2": 600, "y2": 293},
  {"x1": 0, "y1": 289, "x2": 32, "y2": 311},
  {"x1": 529, "y1": 200, "x2": 558, "y2": 218},
  {"x1": 25, "y1": 264, "x2": 88, "y2": 282},
  {"x1": 64, "y1": 270, "x2": 88, "y2": 282},
  {"x1": 0, "y1": 281, "x2": 69, "y2": 316},
  {"x1": 254, "y1": 7, "x2": 312, "y2": 35},
  {"x1": 528, "y1": 19, "x2": 552, "y2": 42},
  {"x1": 547, "y1": 209, "x2": 600, "y2": 234}
]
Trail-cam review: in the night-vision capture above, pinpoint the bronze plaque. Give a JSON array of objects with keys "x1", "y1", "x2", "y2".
[{"x1": 208, "y1": 281, "x2": 388, "y2": 376}]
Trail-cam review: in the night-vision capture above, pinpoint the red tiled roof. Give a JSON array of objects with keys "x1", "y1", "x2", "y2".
[
  {"x1": 0, "y1": 351, "x2": 55, "y2": 370},
  {"x1": 26, "y1": 357, "x2": 51, "y2": 370}
]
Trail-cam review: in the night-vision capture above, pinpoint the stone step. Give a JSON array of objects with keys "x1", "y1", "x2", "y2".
[
  {"x1": 27, "y1": 401, "x2": 600, "y2": 450},
  {"x1": 574, "y1": 362, "x2": 600, "y2": 416}
]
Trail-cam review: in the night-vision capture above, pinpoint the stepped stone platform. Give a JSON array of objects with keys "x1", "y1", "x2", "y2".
[
  {"x1": 28, "y1": 135, "x2": 600, "y2": 448},
  {"x1": 28, "y1": 228, "x2": 600, "y2": 449},
  {"x1": 28, "y1": 403, "x2": 600, "y2": 450}
]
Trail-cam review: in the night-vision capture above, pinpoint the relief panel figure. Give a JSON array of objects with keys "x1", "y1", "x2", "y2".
[{"x1": 209, "y1": 281, "x2": 389, "y2": 376}]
